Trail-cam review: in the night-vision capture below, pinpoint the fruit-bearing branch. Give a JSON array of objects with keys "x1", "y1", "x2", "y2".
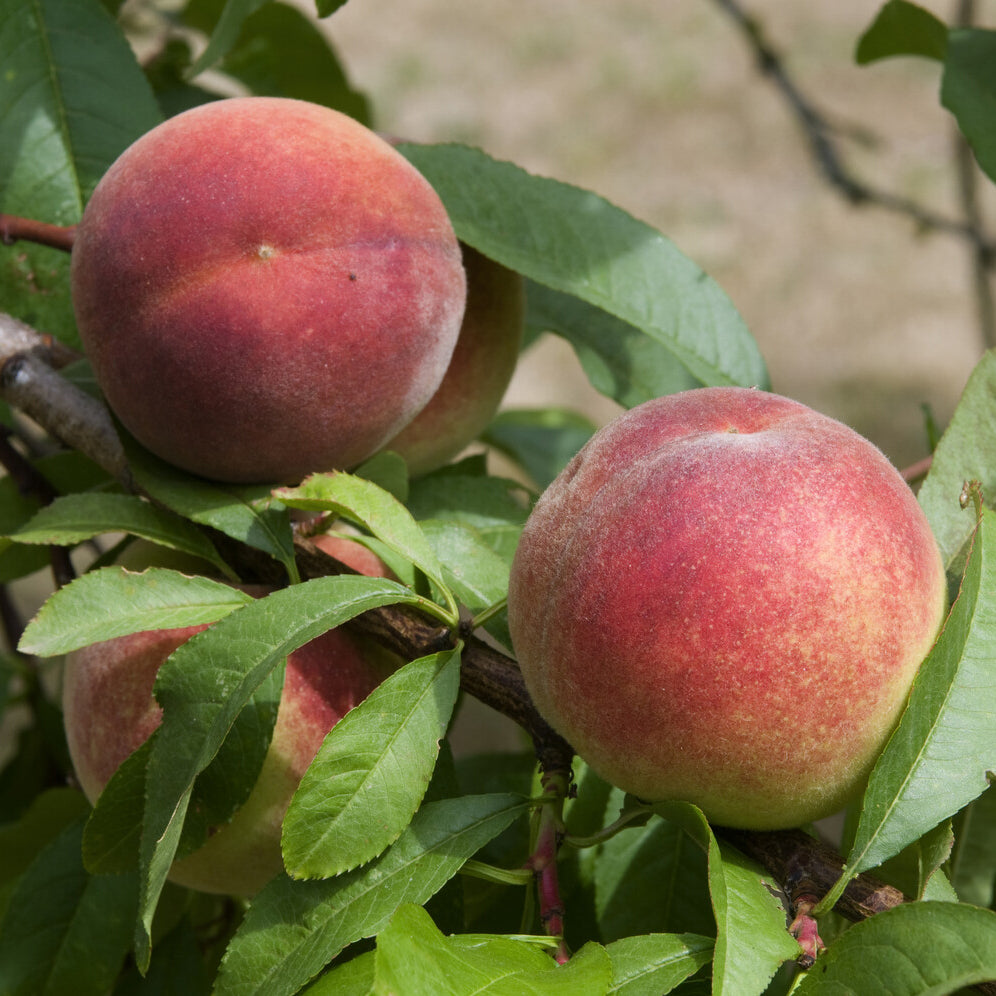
[{"x1": 0, "y1": 309, "x2": 922, "y2": 941}]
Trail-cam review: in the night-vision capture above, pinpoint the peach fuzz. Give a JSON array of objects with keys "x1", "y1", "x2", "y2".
[
  {"x1": 507, "y1": 387, "x2": 947, "y2": 830},
  {"x1": 70, "y1": 97, "x2": 466, "y2": 484},
  {"x1": 381, "y1": 245, "x2": 524, "y2": 477},
  {"x1": 63, "y1": 620, "x2": 397, "y2": 895}
]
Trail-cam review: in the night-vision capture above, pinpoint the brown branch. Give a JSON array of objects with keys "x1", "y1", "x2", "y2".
[
  {"x1": 0, "y1": 214, "x2": 76, "y2": 252},
  {"x1": 710, "y1": 0, "x2": 996, "y2": 260},
  {"x1": 719, "y1": 826, "x2": 906, "y2": 922},
  {"x1": 293, "y1": 534, "x2": 574, "y2": 771},
  {"x1": 0, "y1": 313, "x2": 130, "y2": 487},
  {"x1": 720, "y1": 826, "x2": 996, "y2": 994}
]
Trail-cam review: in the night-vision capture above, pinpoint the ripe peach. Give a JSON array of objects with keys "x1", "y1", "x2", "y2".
[
  {"x1": 63, "y1": 616, "x2": 397, "y2": 895},
  {"x1": 312, "y1": 528, "x2": 396, "y2": 580},
  {"x1": 381, "y1": 245, "x2": 524, "y2": 476},
  {"x1": 71, "y1": 97, "x2": 466, "y2": 484},
  {"x1": 507, "y1": 387, "x2": 947, "y2": 830}
]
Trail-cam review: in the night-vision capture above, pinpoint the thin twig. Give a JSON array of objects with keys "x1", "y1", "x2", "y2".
[
  {"x1": 710, "y1": 0, "x2": 996, "y2": 259},
  {"x1": 526, "y1": 769, "x2": 571, "y2": 964},
  {"x1": 952, "y1": 0, "x2": 996, "y2": 349},
  {"x1": 0, "y1": 214, "x2": 76, "y2": 252}
]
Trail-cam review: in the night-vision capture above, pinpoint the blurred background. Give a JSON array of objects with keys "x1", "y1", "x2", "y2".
[{"x1": 330, "y1": 0, "x2": 990, "y2": 469}]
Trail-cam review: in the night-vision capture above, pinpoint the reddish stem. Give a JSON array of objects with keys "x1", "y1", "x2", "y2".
[
  {"x1": 526, "y1": 769, "x2": 571, "y2": 964},
  {"x1": 0, "y1": 214, "x2": 77, "y2": 252}
]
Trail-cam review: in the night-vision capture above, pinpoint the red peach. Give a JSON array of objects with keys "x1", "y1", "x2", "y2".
[
  {"x1": 381, "y1": 245, "x2": 524, "y2": 476},
  {"x1": 312, "y1": 529, "x2": 396, "y2": 580},
  {"x1": 71, "y1": 97, "x2": 466, "y2": 483},
  {"x1": 63, "y1": 617, "x2": 397, "y2": 895},
  {"x1": 507, "y1": 387, "x2": 947, "y2": 830}
]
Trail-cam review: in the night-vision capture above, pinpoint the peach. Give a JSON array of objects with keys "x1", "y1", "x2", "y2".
[
  {"x1": 63, "y1": 616, "x2": 397, "y2": 895},
  {"x1": 380, "y1": 245, "x2": 524, "y2": 477},
  {"x1": 507, "y1": 387, "x2": 947, "y2": 830},
  {"x1": 70, "y1": 97, "x2": 466, "y2": 484},
  {"x1": 312, "y1": 528, "x2": 396, "y2": 580}
]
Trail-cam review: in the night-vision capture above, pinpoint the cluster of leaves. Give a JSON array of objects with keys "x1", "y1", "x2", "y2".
[{"x1": 0, "y1": 0, "x2": 995, "y2": 993}]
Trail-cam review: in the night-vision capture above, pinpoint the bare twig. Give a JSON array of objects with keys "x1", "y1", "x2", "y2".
[
  {"x1": 0, "y1": 214, "x2": 76, "y2": 252},
  {"x1": 952, "y1": 0, "x2": 996, "y2": 350},
  {"x1": 710, "y1": 0, "x2": 996, "y2": 259}
]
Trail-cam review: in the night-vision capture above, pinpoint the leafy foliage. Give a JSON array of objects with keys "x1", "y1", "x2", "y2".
[{"x1": 1, "y1": 1, "x2": 995, "y2": 993}]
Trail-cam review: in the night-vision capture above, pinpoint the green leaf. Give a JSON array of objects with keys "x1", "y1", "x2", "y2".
[
  {"x1": 282, "y1": 649, "x2": 462, "y2": 878},
  {"x1": 526, "y1": 281, "x2": 699, "y2": 409},
  {"x1": 483, "y1": 407, "x2": 598, "y2": 491},
  {"x1": 649, "y1": 802, "x2": 799, "y2": 996},
  {"x1": 0, "y1": 816, "x2": 136, "y2": 996},
  {"x1": 124, "y1": 434, "x2": 298, "y2": 579},
  {"x1": 595, "y1": 804, "x2": 714, "y2": 942},
  {"x1": 406, "y1": 469, "x2": 530, "y2": 565},
  {"x1": 948, "y1": 784, "x2": 996, "y2": 907},
  {"x1": 299, "y1": 950, "x2": 375, "y2": 995},
  {"x1": 354, "y1": 451, "x2": 410, "y2": 502},
  {"x1": 142, "y1": 37, "x2": 222, "y2": 118},
  {"x1": 275, "y1": 472, "x2": 455, "y2": 619},
  {"x1": 0, "y1": 0, "x2": 161, "y2": 343},
  {"x1": 604, "y1": 933, "x2": 715, "y2": 996},
  {"x1": 185, "y1": 0, "x2": 268, "y2": 78},
  {"x1": 372, "y1": 904, "x2": 613, "y2": 996},
  {"x1": 17, "y1": 566, "x2": 253, "y2": 656},
  {"x1": 134, "y1": 575, "x2": 428, "y2": 970},
  {"x1": 918, "y1": 350, "x2": 996, "y2": 573},
  {"x1": 113, "y1": 916, "x2": 211, "y2": 995},
  {"x1": 0, "y1": 431, "x2": 112, "y2": 584},
  {"x1": 0, "y1": 787, "x2": 89, "y2": 919},
  {"x1": 184, "y1": 0, "x2": 371, "y2": 124},
  {"x1": 875, "y1": 821, "x2": 956, "y2": 902},
  {"x1": 214, "y1": 793, "x2": 530, "y2": 996},
  {"x1": 843, "y1": 510, "x2": 996, "y2": 878},
  {"x1": 315, "y1": 0, "x2": 349, "y2": 17},
  {"x1": 9, "y1": 492, "x2": 234, "y2": 579},
  {"x1": 420, "y1": 519, "x2": 512, "y2": 641},
  {"x1": 855, "y1": 1, "x2": 948, "y2": 64},
  {"x1": 942, "y1": 29, "x2": 996, "y2": 186},
  {"x1": 400, "y1": 143, "x2": 769, "y2": 392},
  {"x1": 793, "y1": 902, "x2": 996, "y2": 994},
  {"x1": 81, "y1": 740, "x2": 151, "y2": 875}
]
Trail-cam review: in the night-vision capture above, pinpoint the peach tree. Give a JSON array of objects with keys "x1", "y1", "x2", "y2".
[{"x1": 1, "y1": 1, "x2": 995, "y2": 993}]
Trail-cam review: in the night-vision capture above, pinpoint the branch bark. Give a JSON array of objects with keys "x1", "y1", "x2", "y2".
[
  {"x1": 0, "y1": 214, "x2": 76, "y2": 252},
  {"x1": 0, "y1": 313, "x2": 130, "y2": 487}
]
